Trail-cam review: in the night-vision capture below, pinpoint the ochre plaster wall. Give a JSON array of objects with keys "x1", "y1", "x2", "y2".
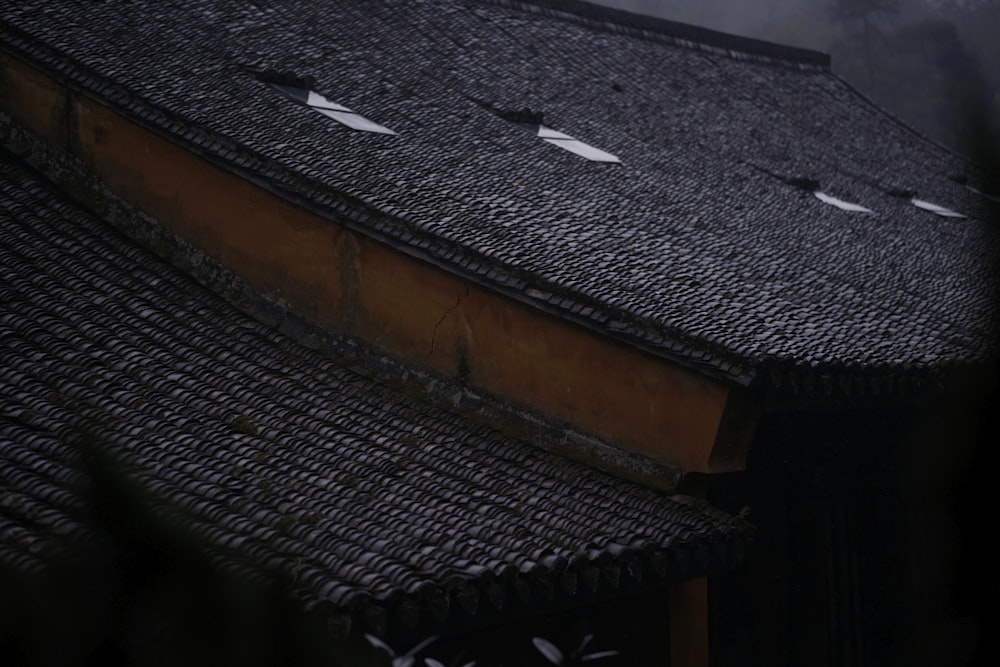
[
  {"x1": 1, "y1": 51, "x2": 754, "y2": 475},
  {"x1": 0, "y1": 51, "x2": 67, "y2": 146}
]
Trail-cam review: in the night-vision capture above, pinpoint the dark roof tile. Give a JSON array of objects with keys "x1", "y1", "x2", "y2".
[
  {"x1": 1, "y1": 157, "x2": 751, "y2": 626},
  {"x1": 3, "y1": 0, "x2": 995, "y2": 395}
]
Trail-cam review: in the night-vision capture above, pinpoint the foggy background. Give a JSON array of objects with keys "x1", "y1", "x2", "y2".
[{"x1": 589, "y1": 0, "x2": 1000, "y2": 169}]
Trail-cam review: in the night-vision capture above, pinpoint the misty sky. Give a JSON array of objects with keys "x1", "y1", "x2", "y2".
[
  {"x1": 582, "y1": 1, "x2": 1000, "y2": 157},
  {"x1": 585, "y1": 1, "x2": 998, "y2": 76},
  {"x1": 585, "y1": 1, "x2": 990, "y2": 50},
  {"x1": 587, "y1": 0, "x2": 823, "y2": 42}
]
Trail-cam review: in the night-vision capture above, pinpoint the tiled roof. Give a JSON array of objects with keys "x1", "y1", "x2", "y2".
[
  {"x1": 1, "y1": 0, "x2": 996, "y2": 396},
  {"x1": 0, "y1": 157, "x2": 752, "y2": 634}
]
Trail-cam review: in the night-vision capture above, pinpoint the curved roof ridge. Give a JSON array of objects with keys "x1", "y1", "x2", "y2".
[
  {"x1": 829, "y1": 71, "x2": 996, "y2": 179},
  {"x1": 485, "y1": 0, "x2": 831, "y2": 69}
]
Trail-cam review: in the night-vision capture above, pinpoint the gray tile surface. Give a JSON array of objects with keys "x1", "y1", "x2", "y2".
[{"x1": 2, "y1": 0, "x2": 996, "y2": 400}]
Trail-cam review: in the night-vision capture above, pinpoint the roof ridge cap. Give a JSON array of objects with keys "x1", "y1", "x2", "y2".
[
  {"x1": 830, "y1": 72, "x2": 994, "y2": 177},
  {"x1": 481, "y1": 0, "x2": 830, "y2": 70}
]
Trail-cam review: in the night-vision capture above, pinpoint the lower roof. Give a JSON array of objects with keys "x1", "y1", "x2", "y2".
[{"x1": 0, "y1": 155, "x2": 752, "y2": 637}]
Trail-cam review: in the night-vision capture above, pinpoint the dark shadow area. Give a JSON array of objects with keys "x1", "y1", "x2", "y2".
[{"x1": 0, "y1": 430, "x2": 362, "y2": 667}]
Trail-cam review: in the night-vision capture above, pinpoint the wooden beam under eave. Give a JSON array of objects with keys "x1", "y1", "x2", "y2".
[
  {"x1": 0, "y1": 50, "x2": 758, "y2": 480},
  {"x1": 708, "y1": 387, "x2": 758, "y2": 473},
  {"x1": 670, "y1": 577, "x2": 709, "y2": 667}
]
